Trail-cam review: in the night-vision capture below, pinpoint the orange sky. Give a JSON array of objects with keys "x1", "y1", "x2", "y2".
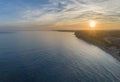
[{"x1": 0, "y1": 0, "x2": 120, "y2": 30}]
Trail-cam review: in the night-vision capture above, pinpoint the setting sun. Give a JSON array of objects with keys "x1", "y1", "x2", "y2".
[{"x1": 90, "y1": 20, "x2": 96, "y2": 28}]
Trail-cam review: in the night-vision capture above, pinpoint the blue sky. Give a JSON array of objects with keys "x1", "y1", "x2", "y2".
[
  {"x1": 0, "y1": 0, "x2": 49, "y2": 22},
  {"x1": 0, "y1": 0, "x2": 120, "y2": 30}
]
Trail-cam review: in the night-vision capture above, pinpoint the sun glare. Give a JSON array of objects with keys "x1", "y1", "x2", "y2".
[{"x1": 90, "y1": 20, "x2": 96, "y2": 28}]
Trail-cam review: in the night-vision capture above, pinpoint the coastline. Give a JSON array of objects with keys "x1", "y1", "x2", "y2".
[{"x1": 74, "y1": 30, "x2": 120, "y2": 61}]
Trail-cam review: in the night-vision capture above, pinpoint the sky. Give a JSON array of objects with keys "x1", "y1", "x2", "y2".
[{"x1": 0, "y1": 0, "x2": 120, "y2": 30}]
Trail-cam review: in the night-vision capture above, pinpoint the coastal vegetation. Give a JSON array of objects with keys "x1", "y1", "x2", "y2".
[{"x1": 75, "y1": 30, "x2": 120, "y2": 60}]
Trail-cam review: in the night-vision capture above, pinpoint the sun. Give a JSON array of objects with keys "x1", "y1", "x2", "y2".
[{"x1": 90, "y1": 20, "x2": 96, "y2": 28}]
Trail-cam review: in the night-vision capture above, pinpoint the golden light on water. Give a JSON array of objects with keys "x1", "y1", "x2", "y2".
[{"x1": 90, "y1": 20, "x2": 96, "y2": 28}]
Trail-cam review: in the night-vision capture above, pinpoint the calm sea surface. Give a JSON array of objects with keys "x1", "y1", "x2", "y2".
[{"x1": 0, "y1": 31, "x2": 120, "y2": 82}]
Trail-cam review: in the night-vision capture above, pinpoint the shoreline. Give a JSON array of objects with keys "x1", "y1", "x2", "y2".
[{"x1": 74, "y1": 30, "x2": 120, "y2": 61}]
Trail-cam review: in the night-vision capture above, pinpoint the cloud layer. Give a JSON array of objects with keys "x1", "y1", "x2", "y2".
[{"x1": 0, "y1": 0, "x2": 120, "y2": 29}]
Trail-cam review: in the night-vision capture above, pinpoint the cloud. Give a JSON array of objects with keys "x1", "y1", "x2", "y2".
[
  {"x1": 21, "y1": 0, "x2": 120, "y2": 24},
  {"x1": 1, "y1": 0, "x2": 120, "y2": 29}
]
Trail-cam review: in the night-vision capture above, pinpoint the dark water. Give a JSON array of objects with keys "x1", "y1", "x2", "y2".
[{"x1": 0, "y1": 31, "x2": 120, "y2": 82}]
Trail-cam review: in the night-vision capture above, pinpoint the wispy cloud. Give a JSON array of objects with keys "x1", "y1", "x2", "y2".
[
  {"x1": 0, "y1": 0, "x2": 120, "y2": 29},
  {"x1": 22, "y1": 0, "x2": 120, "y2": 23}
]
